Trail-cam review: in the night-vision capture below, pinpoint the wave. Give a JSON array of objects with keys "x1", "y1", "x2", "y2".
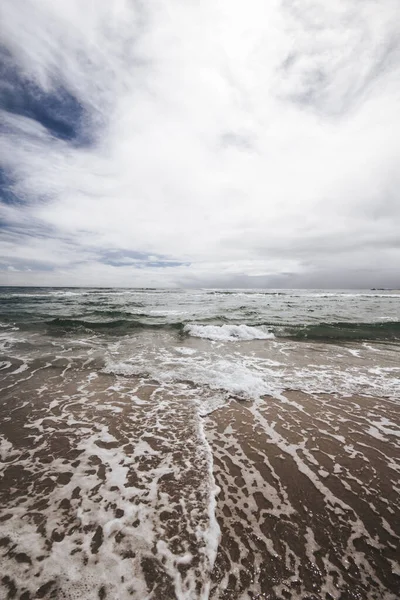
[
  {"x1": 184, "y1": 320, "x2": 400, "y2": 342},
  {"x1": 43, "y1": 319, "x2": 275, "y2": 340},
  {"x1": 206, "y1": 290, "x2": 287, "y2": 296},
  {"x1": 184, "y1": 324, "x2": 275, "y2": 341},
  {"x1": 3, "y1": 313, "x2": 400, "y2": 342},
  {"x1": 44, "y1": 317, "x2": 184, "y2": 334},
  {"x1": 284, "y1": 321, "x2": 400, "y2": 342},
  {"x1": 87, "y1": 309, "x2": 149, "y2": 317},
  {"x1": 0, "y1": 295, "x2": 53, "y2": 305}
]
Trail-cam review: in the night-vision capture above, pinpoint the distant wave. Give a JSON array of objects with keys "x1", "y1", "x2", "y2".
[
  {"x1": 206, "y1": 291, "x2": 287, "y2": 296},
  {"x1": 284, "y1": 321, "x2": 400, "y2": 341}
]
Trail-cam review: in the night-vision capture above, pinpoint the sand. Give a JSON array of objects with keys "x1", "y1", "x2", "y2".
[
  {"x1": 0, "y1": 363, "x2": 399, "y2": 599},
  {"x1": 206, "y1": 391, "x2": 400, "y2": 599}
]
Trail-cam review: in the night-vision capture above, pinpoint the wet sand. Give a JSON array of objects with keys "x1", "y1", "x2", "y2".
[
  {"x1": 0, "y1": 361, "x2": 399, "y2": 599},
  {"x1": 206, "y1": 392, "x2": 400, "y2": 599},
  {"x1": 0, "y1": 363, "x2": 218, "y2": 599}
]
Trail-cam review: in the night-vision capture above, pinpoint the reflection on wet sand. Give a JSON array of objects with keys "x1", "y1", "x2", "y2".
[
  {"x1": 0, "y1": 361, "x2": 399, "y2": 599},
  {"x1": 207, "y1": 392, "x2": 400, "y2": 599}
]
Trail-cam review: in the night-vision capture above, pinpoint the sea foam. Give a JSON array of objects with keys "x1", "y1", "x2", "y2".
[{"x1": 184, "y1": 323, "x2": 275, "y2": 341}]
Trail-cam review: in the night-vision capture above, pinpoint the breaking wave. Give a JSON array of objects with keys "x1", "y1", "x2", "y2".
[
  {"x1": 44, "y1": 318, "x2": 400, "y2": 342},
  {"x1": 184, "y1": 323, "x2": 275, "y2": 341}
]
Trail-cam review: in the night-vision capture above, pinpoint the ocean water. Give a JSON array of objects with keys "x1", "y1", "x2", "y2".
[{"x1": 0, "y1": 288, "x2": 399, "y2": 599}]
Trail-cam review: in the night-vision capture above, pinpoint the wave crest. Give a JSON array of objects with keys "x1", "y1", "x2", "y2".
[{"x1": 184, "y1": 324, "x2": 275, "y2": 341}]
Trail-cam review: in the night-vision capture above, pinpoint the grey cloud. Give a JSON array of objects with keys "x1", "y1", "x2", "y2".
[
  {"x1": 219, "y1": 132, "x2": 256, "y2": 151},
  {"x1": 279, "y1": 1, "x2": 400, "y2": 117},
  {"x1": 1, "y1": 0, "x2": 399, "y2": 288}
]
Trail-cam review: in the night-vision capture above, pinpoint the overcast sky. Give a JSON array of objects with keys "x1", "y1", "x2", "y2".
[{"x1": 1, "y1": 0, "x2": 399, "y2": 288}]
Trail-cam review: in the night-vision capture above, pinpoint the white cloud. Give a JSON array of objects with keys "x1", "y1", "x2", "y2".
[{"x1": 1, "y1": 0, "x2": 400, "y2": 287}]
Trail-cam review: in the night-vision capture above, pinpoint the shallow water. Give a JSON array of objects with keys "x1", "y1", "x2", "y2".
[{"x1": 0, "y1": 288, "x2": 399, "y2": 598}]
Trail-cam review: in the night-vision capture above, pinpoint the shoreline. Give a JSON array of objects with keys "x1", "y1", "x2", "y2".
[{"x1": 0, "y1": 365, "x2": 399, "y2": 599}]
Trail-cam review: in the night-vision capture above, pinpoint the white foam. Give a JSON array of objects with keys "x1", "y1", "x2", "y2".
[
  {"x1": 105, "y1": 356, "x2": 280, "y2": 399},
  {"x1": 369, "y1": 418, "x2": 400, "y2": 439},
  {"x1": 50, "y1": 290, "x2": 83, "y2": 296},
  {"x1": 347, "y1": 348, "x2": 361, "y2": 358},
  {"x1": 0, "y1": 391, "x2": 221, "y2": 600},
  {"x1": 363, "y1": 343, "x2": 381, "y2": 352},
  {"x1": 184, "y1": 324, "x2": 275, "y2": 342},
  {"x1": 0, "y1": 330, "x2": 23, "y2": 352},
  {"x1": 195, "y1": 416, "x2": 221, "y2": 595},
  {"x1": 175, "y1": 347, "x2": 197, "y2": 355},
  {"x1": 195, "y1": 394, "x2": 230, "y2": 417},
  {"x1": 10, "y1": 362, "x2": 29, "y2": 375},
  {"x1": 104, "y1": 338, "x2": 400, "y2": 401},
  {"x1": 0, "y1": 436, "x2": 15, "y2": 461},
  {"x1": 389, "y1": 559, "x2": 400, "y2": 576}
]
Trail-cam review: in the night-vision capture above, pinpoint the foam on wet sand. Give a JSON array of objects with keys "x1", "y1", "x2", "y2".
[
  {"x1": 0, "y1": 360, "x2": 399, "y2": 599},
  {"x1": 206, "y1": 391, "x2": 400, "y2": 598},
  {"x1": 0, "y1": 368, "x2": 220, "y2": 599}
]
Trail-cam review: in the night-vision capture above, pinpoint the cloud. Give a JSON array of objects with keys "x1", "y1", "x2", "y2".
[{"x1": 1, "y1": 0, "x2": 400, "y2": 287}]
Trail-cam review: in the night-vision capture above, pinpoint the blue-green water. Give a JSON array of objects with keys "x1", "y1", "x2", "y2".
[
  {"x1": 1, "y1": 287, "x2": 400, "y2": 340},
  {"x1": 0, "y1": 288, "x2": 399, "y2": 599}
]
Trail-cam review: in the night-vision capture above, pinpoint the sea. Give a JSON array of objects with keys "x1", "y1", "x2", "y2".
[{"x1": 0, "y1": 287, "x2": 399, "y2": 600}]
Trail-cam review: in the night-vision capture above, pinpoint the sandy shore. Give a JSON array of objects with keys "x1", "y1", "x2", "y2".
[
  {"x1": 0, "y1": 362, "x2": 399, "y2": 599},
  {"x1": 206, "y1": 392, "x2": 400, "y2": 599}
]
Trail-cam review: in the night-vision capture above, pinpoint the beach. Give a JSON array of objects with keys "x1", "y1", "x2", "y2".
[
  {"x1": 207, "y1": 391, "x2": 400, "y2": 599},
  {"x1": 0, "y1": 288, "x2": 399, "y2": 599}
]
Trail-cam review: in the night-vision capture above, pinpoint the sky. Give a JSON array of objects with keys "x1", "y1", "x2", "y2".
[{"x1": 1, "y1": 0, "x2": 400, "y2": 288}]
